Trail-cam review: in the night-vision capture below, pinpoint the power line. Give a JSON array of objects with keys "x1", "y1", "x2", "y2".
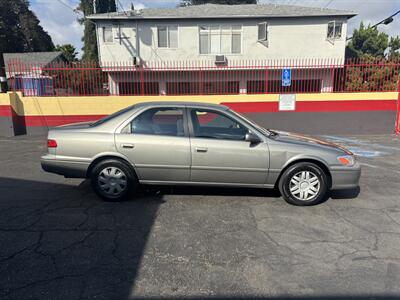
[
  {"x1": 324, "y1": 0, "x2": 333, "y2": 8},
  {"x1": 116, "y1": 0, "x2": 129, "y2": 16},
  {"x1": 54, "y1": 0, "x2": 99, "y2": 25},
  {"x1": 347, "y1": 9, "x2": 400, "y2": 40},
  {"x1": 370, "y1": 9, "x2": 400, "y2": 29},
  {"x1": 117, "y1": 0, "x2": 125, "y2": 11},
  {"x1": 54, "y1": 0, "x2": 83, "y2": 17}
]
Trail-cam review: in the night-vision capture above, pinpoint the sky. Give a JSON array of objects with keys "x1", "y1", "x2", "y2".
[{"x1": 31, "y1": 0, "x2": 400, "y2": 57}]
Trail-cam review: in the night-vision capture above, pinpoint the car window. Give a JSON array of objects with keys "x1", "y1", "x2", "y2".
[
  {"x1": 132, "y1": 108, "x2": 185, "y2": 137},
  {"x1": 90, "y1": 105, "x2": 135, "y2": 127},
  {"x1": 190, "y1": 109, "x2": 248, "y2": 141}
]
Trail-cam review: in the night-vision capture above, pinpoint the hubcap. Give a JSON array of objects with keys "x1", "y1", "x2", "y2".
[
  {"x1": 289, "y1": 171, "x2": 320, "y2": 201},
  {"x1": 98, "y1": 167, "x2": 127, "y2": 196}
]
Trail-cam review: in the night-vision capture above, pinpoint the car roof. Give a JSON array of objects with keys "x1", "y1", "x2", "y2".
[{"x1": 134, "y1": 101, "x2": 229, "y2": 110}]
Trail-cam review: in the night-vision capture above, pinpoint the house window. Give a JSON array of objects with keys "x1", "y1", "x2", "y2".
[
  {"x1": 327, "y1": 21, "x2": 343, "y2": 39},
  {"x1": 199, "y1": 25, "x2": 242, "y2": 54},
  {"x1": 231, "y1": 25, "x2": 242, "y2": 54},
  {"x1": 258, "y1": 22, "x2": 268, "y2": 41},
  {"x1": 157, "y1": 26, "x2": 178, "y2": 48},
  {"x1": 103, "y1": 26, "x2": 113, "y2": 43},
  {"x1": 199, "y1": 26, "x2": 209, "y2": 54}
]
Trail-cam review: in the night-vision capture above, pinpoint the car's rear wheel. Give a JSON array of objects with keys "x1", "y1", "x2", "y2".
[
  {"x1": 279, "y1": 162, "x2": 329, "y2": 206},
  {"x1": 90, "y1": 159, "x2": 137, "y2": 201}
]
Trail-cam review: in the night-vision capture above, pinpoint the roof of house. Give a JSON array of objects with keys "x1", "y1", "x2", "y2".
[
  {"x1": 87, "y1": 3, "x2": 357, "y2": 20},
  {"x1": 3, "y1": 52, "x2": 65, "y2": 77},
  {"x1": 3, "y1": 52, "x2": 64, "y2": 66}
]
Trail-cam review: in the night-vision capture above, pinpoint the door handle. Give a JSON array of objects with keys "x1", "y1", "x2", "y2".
[
  {"x1": 196, "y1": 147, "x2": 208, "y2": 153},
  {"x1": 121, "y1": 143, "x2": 134, "y2": 149}
]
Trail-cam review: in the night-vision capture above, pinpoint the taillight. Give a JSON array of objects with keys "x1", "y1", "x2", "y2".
[{"x1": 47, "y1": 139, "x2": 57, "y2": 148}]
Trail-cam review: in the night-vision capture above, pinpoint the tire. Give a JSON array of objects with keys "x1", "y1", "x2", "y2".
[
  {"x1": 278, "y1": 162, "x2": 329, "y2": 206},
  {"x1": 90, "y1": 159, "x2": 137, "y2": 202}
]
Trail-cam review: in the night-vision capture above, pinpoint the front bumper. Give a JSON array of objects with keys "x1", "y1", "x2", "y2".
[
  {"x1": 41, "y1": 154, "x2": 89, "y2": 178},
  {"x1": 330, "y1": 162, "x2": 361, "y2": 190}
]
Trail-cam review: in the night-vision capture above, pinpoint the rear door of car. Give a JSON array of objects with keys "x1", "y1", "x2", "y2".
[
  {"x1": 115, "y1": 106, "x2": 191, "y2": 182},
  {"x1": 188, "y1": 107, "x2": 269, "y2": 185}
]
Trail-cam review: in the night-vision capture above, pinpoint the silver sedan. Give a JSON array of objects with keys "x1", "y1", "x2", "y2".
[{"x1": 41, "y1": 102, "x2": 361, "y2": 206}]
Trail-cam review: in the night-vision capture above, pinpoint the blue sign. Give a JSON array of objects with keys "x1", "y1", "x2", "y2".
[{"x1": 282, "y1": 68, "x2": 292, "y2": 87}]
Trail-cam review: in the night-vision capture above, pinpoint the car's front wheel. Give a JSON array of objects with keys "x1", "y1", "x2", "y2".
[
  {"x1": 90, "y1": 159, "x2": 137, "y2": 201},
  {"x1": 279, "y1": 162, "x2": 329, "y2": 206}
]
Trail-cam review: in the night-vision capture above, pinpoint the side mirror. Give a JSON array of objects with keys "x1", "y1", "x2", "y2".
[{"x1": 245, "y1": 132, "x2": 261, "y2": 144}]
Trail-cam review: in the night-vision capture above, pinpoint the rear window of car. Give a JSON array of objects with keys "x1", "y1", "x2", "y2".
[{"x1": 90, "y1": 105, "x2": 135, "y2": 127}]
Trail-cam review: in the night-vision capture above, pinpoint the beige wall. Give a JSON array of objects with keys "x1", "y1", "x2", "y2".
[
  {"x1": 5, "y1": 91, "x2": 398, "y2": 117},
  {"x1": 96, "y1": 16, "x2": 348, "y2": 65}
]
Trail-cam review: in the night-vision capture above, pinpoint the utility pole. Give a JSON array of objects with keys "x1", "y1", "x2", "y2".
[{"x1": 93, "y1": 0, "x2": 96, "y2": 14}]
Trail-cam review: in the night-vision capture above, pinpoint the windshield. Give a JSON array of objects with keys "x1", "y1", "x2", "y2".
[
  {"x1": 228, "y1": 109, "x2": 272, "y2": 136},
  {"x1": 90, "y1": 105, "x2": 136, "y2": 127}
]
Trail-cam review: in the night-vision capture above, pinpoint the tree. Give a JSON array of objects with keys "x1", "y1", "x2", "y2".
[
  {"x1": 388, "y1": 36, "x2": 400, "y2": 59},
  {"x1": 55, "y1": 44, "x2": 79, "y2": 62},
  {"x1": 78, "y1": 0, "x2": 117, "y2": 62},
  {"x1": 346, "y1": 22, "x2": 395, "y2": 59},
  {"x1": 180, "y1": 0, "x2": 257, "y2": 6},
  {"x1": 16, "y1": 1, "x2": 54, "y2": 52},
  {"x1": 0, "y1": 0, "x2": 54, "y2": 81},
  {"x1": 343, "y1": 23, "x2": 400, "y2": 93}
]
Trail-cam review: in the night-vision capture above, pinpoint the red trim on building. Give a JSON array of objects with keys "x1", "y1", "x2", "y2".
[
  {"x1": 23, "y1": 115, "x2": 106, "y2": 127},
  {"x1": 222, "y1": 100, "x2": 397, "y2": 113},
  {"x1": 0, "y1": 105, "x2": 13, "y2": 117},
  {"x1": 222, "y1": 102, "x2": 279, "y2": 113},
  {"x1": 2, "y1": 99, "x2": 398, "y2": 127}
]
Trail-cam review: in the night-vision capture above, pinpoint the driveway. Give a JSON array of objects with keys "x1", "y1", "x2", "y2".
[{"x1": 0, "y1": 134, "x2": 399, "y2": 299}]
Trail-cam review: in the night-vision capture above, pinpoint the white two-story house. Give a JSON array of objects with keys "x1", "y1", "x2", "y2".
[{"x1": 88, "y1": 4, "x2": 356, "y2": 95}]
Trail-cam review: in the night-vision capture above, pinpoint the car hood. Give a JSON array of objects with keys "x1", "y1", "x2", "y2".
[{"x1": 271, "y1": 130, "x2": 352, "y2": 154}]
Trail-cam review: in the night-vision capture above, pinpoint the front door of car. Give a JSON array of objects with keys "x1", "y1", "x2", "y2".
[
  {"x1": 115, "y1": 107, "x2": 191, "y2": 182},
  {"x1": 188, "y1": 108, "x2": 269, "y2": 185}
]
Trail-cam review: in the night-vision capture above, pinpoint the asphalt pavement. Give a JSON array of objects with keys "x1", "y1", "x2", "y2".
[{"x1": 0, "y1": 134, "x2": 399, "y2": 299}]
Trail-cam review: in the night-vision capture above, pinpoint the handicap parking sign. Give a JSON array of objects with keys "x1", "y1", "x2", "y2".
[{"x1": 282, "y1": 68, "x2": 291, "y2": 87}]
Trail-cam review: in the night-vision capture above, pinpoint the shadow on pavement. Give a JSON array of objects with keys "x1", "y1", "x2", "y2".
[
  {"x1": 141, "y1": 184, "x2": 282, "y2": 198},
  {"x1": 331, "y1": 187, "x2": 361, "y2": 199},
  {"x1": 134, "y1": 295, "x2": 399, "y2": 300},
  {"x1": 0, "y1": 177, "x2": 161, "y2": 299},
  {"x1": 133, "y1": 296, "x2": 400, "y2": 300},
  {"x1": 143, "y1": 184, "x2": 361, "y2": 203},
  {"x1": 0, "y1": 176, "x2": 361, "y2": 298}
]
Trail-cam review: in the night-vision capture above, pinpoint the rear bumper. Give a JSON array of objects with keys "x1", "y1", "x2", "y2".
[
  {"x1": 330, "y1": 163, "x2": 361, "y2": 190},
  {"x1": 41, "y1": 155, "x2": 89, "y2": 178}
]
